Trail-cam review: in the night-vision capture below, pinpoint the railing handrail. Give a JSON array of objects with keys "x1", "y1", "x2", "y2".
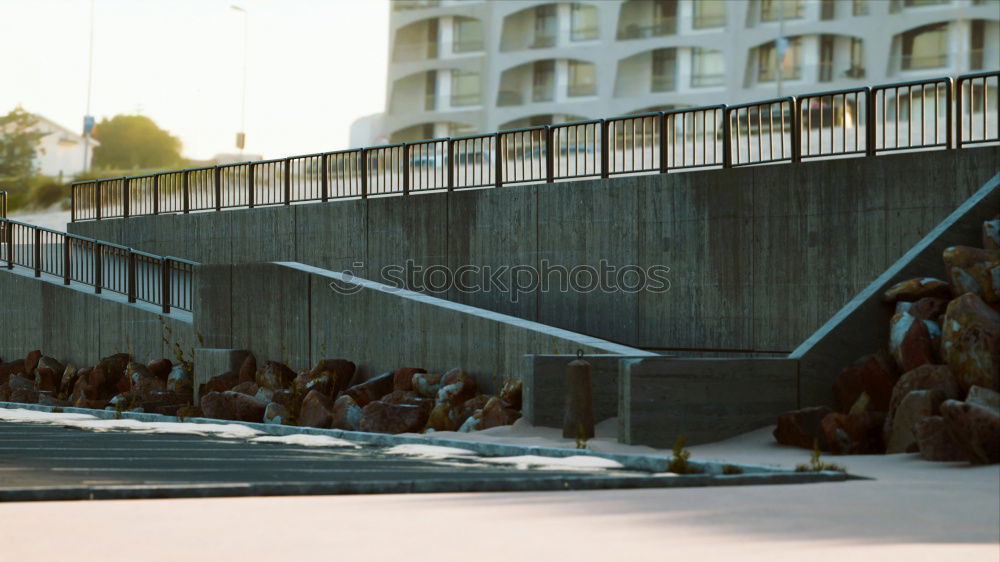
[
  {"x1": 0, "y1": 216, "x2": 197, "y2": 313},
  {"x1": 70, "y1": 71, "x2": 1000, "y2": 223}
]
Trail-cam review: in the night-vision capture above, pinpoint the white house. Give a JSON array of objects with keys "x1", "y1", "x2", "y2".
[{"x1": 29, "y1": 114, "x2": 97, "y2": 180}]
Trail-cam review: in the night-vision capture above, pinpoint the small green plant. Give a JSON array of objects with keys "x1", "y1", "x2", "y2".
[
  {"x1": 796, "y1": 440, "x2": 846, "y2": 473},
  {"x1": 668, "y1": 436, "x2": 700, "y2": 474},
  {"x1": 575, "y1": 422, "x2": 589, "y2": 450},
  {"x1": 722, "y1": 464, "x2": 743, "y2": 475}
]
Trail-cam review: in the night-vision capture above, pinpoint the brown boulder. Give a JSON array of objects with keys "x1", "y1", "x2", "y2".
[
  {"x1": 200, "y1": 391, "x2": 267, "y2": 422},
  {"x1": 203, "y1": 372, "x2": 239, "y2": 395},
  {"x1": 8, "y1": 375, "x2": 39, "y2": 404},
  {"x1": 166, "y1": 364, "x2": 193, "y2": 394},
  {"x1": 293, "y1": 372, "x2": 334, "y2": 398},
  {"x1": 889, "y1": 307, "x2": 939, "y2": 373},
  {"x1": 264, "y1": 402, "x2": 292, "y2": 425},
  {"x1": 884, "y1": 364, "x2": 961, "y2": 443},
  {"x1": 426, "y1": 402, "x2": 455, "y2": 431},
  {"x1": 146, "y1": 358, "x2": 173, "y2": 381},
  {"x1": 331, "y1": 395, "x2": 364, "y2": 431},
  {"x1": 942, "y1": 246, "x2": 1000, "y2": 303},
  {"x1": 359, "y1": 401, "x2": 429, "y2": 434},
  {"x1": 34, "y1": 365, "x2": 61, "y2": 392},
  {"x1": 966, "y1": 385, "x2": 1000, "y2": 411},
  {"x1": 344, "y1": 372, "x2": 394, "y2": 407},
  {"x1": 59, "y1": 364, "x2": 79, "y2": 397},
  {"x1": 885, "y1": 390, "x2": 946, "y2": 454},
  {"x1": 38, "y1": 394, "x2": 70, "y2": 408},
  {"x1": 941, "y1": 293, "x2": 1000, "y2": 393},
  {"x1": 914, "y1": 416, "x2": 966, "y2": 461},
  {"x1": 940, "y1": 399, "x2": 1000, "y2": 464},
  {"x1": 238, "y1": 353, "x2": 257, "y2": 384},
  {"x1": 907, "y1": 297, "x2": 949, "y2": 322},
  {"x1": 436, "y1": 368, "x2": 477, "y2": 406},
  {"x1": 230, "y1": 381, "x2": 259, "y2": 396},
  {"x1": 310, "y1": 359, "x2": 356, "y2": 394},
  {"x1": 412, "y1": 372, "x2": 443, "y2": 398},
  {"x1": 820, "y1": 411, "x2": 886, "y2": 455},
  {"x1": 298, "y1": 390, "x2": 334, "y2": 428},
  {"x1": 773, "y1": 406, "x2": 834, "y2": 450},
  {"x1": 499, "y1": 378, "x2": 523, "y2": 410},
  {"x1": 477, "y1": 396, "x2": 520, "y2": 429},
  {"x1": 882, "y1": 278, "x2": 951, "y2": 303},
  {"x1": 24, "y1": 350, "x2": 42, "y2": 375},
  {"x1": 256, "y1": 361, "x2": 295, "y2": 390},
  {"x1": 451, "y1": 394, "x2": 490, "y2": 428},
  {"x1": 392, "y1": 367, "x2": 426, "y2": 391},
  {"x1": 382, "y1": 390, "x2": 433, "y2": 413},
  {"x1": 131, "y1": 367, "x2": 167, "y2": 402},
  {"x1": 839, "y1": 352, "x2": 898, "y2": 412},
  {"x1": 0, "y1": 360, "x2": 26, "y2": 385}
]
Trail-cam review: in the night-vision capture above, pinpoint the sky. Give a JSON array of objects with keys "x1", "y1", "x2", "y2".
[{"x1": 0, "y1": 0, "x2": 389, "y2": 160}]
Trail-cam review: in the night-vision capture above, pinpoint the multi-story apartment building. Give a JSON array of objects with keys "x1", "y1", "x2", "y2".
[{"x1": 350, "y1": 0, "x2": 999, "y2": 146}]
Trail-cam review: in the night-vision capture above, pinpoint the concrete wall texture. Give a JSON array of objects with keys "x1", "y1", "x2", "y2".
[
  {"x1": 194, "y1": 262, "x2": 650, "y2": 390},
  {"x1": 0, "y1": 267, "x2": 196, "y2": 368},
  {"x1": 69, "y1": 148, "x2": 1000, "y2": 355}
]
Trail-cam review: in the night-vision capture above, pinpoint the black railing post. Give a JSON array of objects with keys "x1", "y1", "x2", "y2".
[
  {"x1": 545, "y1": 126, "x2": 554, "y2": 183},
  {"x1": 96, "y1": 181, "x2": 103, "y2": 221},
  {"x1": 127, "y1": 250, "x2": 136, "y2": 303},
  {"x1": 161, "y1": 258, "x2": 171, "y2": 314},
  {"x1": 182, "y1": 170, "x2": 190, "y2": 214},
  {"x1": 5, "y1": 222, "x2": 12, "y2": 270},
  {"x1": 494, "y1": 132, "x2": 503, "y2": 188},
  {"x1": 123, "y1": 177, "x2": 131, "y2": 218},
  {"x1": 446, "y1": 140, "x2": 455, "y2": 191},
  {"x1": 945, "y1": 77, "x2": 954, "y2": 149},
  {"x1": 601, "y1": 120, "x2": 611, "y2": 178},
  {"x1": 63, "y1": 236, "x2": 71, "y2": 285},
  {"x1": 955, "y1": 78, "x2": 964, "y2": 149},
  {"x1": 214, "y1": 166, "x2": 222, "y2": 211},
  {"x1": 865, "y1": 88, "x2": 877, "y2": 156},
  {"x1": 359, "y1": 150, "x2": 368, "y2": 199},
  {"x1": 248, "y1": 163, "x2": 256, "y2": 208},
  {"x1": 94, "y1": 243, "x2": 103, "y2": 295},
  {"x1": 284, "y1": 158, "x2": 292, "y2": 205},
  {"x1": 70, "y1": 185, "x2": 75, "y2": 223},
  {"x1": 152, "y1": 174, "x2": 160, "y2": 215},
  {"x1": 722, "y1": 108, "x2": 733, "y2": 168},
  {"x1": 33, "y1": 227, "x2": 41, "y2": 278},
  {"x1": 657, "y1": 114, "x2": 667, "y2": 174},
  {"x1": 402, "y1": 144, "x2": 410, "y2": 196},
  {"x1": 791, "y1": 98, "x2": 803, "y2": 163},
  {"x1": 321, "y1": 154, "x2": 329, "y2": 201}
]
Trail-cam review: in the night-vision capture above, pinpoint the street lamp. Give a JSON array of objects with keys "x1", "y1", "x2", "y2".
[{"x1": 231, "y1": 4, "x2": 248, "y2": 157}]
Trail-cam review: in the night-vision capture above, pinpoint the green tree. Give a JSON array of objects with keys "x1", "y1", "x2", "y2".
[
  {"x1": 0, "y1": 107, "x2": 45, "y2": 177},
  {"x1": 91, "y1": 114, "x2": 182, "y2": 170}
]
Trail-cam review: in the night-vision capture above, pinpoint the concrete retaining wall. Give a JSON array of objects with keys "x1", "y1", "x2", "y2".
[
  {"x1": 70, "y1": 148, "x2": 1000, "y2": 353},
  {"x1": 194, "y1": 261, "x2": 653, "y2": 390},
  {"x1": 0, "y1": 267, "x2": 196, "y2": 368}
]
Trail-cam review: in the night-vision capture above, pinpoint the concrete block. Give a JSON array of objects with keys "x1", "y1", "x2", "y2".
[
  {"x1": 620, "y1": 357, "x2": 798, "y2": 447},
  {"x1": 523, "y1": 354, "x2": 654, "y2": 428}
]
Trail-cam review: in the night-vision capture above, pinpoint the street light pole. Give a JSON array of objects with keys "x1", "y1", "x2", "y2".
[
  {"x1": 231, "y1": 5, "x2": 248, "y2": 157},
  {"x1": 83, "y1": 0, "x2": 95, "y2": 171}
]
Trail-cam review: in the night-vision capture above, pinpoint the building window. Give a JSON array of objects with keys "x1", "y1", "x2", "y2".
[
  {"x1": 970, "y1": 19, "x2": 985, "y2": 69},
  {"x1": 757, "y1": 37, "x2": 802, "y2": 81},
  {"x1": 651, "y1": 49, "x2": 677, "y2": 92},
  {"x1": 693, "y1": 0, "x2": 726, "y2": 28},
  {"x1": 570, "y1": 4, "x2": 599, "y2": 41},
  {"x1": 852, "y1": 0, "x2": 869, "y2": 15},
  {"x1": 533, "y1": 5, "x2": 557, "y2": 48},
  {"x1": 819, "y1": 35, "x2": 834, "y2": 82},
  {"x1": 393, "y1": 0, "x2": 440, "y2": 11},
  {"x1": 820, "y1": 0, "x2": 836, "y2": 20},
  {"x1": 901, "y1": 23, "x2": 949, "y2": 70},
  {"x1": 847, "y1": 37, "x2": 866, "y2": 78},
  {"x1": 424, "y1": 71, "x2": 437, "y2": 111},
  {"x1": 568, "y1": 60, "x2": 596, "y2": 97},
  {"x1": 761, "y1": 0, "x2": 805, "y2": 21},
  {"x1": 452, "y1": 17, "x2": 483, "y2": 53},
  {"x1": 691, "y1": 47, "x2": 724, "y2": 87},
  {"x1": 450, "y1": 71, "x2": 480, "y2": 107},
  {"x1": 533, "y1": 60, "x2": 555, "y2": 102}
]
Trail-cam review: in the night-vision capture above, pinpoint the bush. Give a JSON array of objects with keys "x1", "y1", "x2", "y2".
[{"x1": 0, "y1": 174, "x2": 71, "y2": 213}]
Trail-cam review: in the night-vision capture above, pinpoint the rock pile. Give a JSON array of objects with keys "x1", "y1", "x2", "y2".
[
  {"x1": 0, "y1": 350, "x2": 523, "y2": 436},
  {"x1": 775, "y1": 217, "x2": 1000, "y2": 464},
  {"x1": 198, "y1": 357, "x2": 522, "y2": 435}
]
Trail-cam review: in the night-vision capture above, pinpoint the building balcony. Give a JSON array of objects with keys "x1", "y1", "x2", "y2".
[
  {"x1": 618, "y1": 19, "x2": 677, "y2": 40},
  {"x1": 393, "y1": 0, "x2": 441, "y2": 12}
]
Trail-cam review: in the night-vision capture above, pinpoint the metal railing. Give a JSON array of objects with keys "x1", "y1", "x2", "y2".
[
  {"x1": 0, "y1": 217, "x2": 196, "y2": 313},
  {"x1": 0, "y1": 191, "x2": 6, "y2": 219},
  {"x1": 71, "y1": 71, "x2": 1000, "y2": 222}
]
